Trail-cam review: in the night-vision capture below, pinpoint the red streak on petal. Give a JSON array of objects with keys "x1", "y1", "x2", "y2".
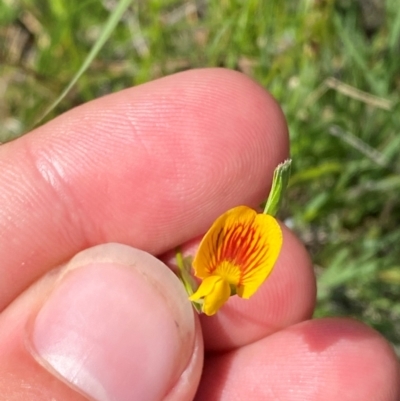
[{"x1": 206, "y1": 220, "x2": 268, "y2": 284}]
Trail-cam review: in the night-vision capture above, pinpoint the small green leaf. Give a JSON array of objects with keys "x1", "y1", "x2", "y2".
[{"x1": 263, "y1": 159, "x2": 292, "y2": 217}]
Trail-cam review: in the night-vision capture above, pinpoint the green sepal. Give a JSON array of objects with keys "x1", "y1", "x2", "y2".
[{"x1": 175, "y1": 248, "x2": 203, "y2": 313}]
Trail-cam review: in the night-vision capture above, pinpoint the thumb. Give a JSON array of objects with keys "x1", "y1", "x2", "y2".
[{"x1": 0, "y1": 244, "x2": 203, "y2": 401}]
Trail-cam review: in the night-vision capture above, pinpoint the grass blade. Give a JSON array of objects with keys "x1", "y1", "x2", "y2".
[{"x1": 33, "y1": 0, "x2": 133, "y2": 127}]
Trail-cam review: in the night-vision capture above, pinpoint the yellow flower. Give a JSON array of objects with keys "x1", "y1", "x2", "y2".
[{"x1": 189, "y1": 206, "x2": 282, "y2": 316}]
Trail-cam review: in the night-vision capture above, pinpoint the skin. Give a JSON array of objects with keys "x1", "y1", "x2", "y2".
[{"x1": 0, "y1": 68, "x2": 398, "y2": 400}]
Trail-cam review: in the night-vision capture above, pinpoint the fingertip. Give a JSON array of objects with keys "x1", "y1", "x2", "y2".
[
  {"x1": 289, "y1": 318, "x2": 400, "y2": 401},
  {"x1": 198, "y1": 318, "x2": 400, "y2": 401}
]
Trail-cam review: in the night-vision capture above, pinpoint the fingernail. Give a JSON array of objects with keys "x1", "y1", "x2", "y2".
[{"x1": 29, "y1": 244, "x2": 195, "y2": 401}]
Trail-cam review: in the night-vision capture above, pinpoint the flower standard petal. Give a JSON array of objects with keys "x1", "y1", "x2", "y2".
[
  {"x1": 192, "y1": 206, "x2": 258, "y2": 280},
  {"x1": 192, "y1": 205, "x2": 282, "y2": 301}
]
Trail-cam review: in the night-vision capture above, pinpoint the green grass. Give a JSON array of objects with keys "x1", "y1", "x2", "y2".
[{"x1": 1, "y1": 0, "x2": 400, "y2": 353}]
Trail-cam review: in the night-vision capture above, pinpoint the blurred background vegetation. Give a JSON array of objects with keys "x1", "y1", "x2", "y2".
[{"x1": 1, "y1": 0, "x2": 399, "y2": 353}]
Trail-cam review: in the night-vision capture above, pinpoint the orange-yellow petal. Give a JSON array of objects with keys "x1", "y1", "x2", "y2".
[
  {"x1": 189, "y1": 275, "x2": 231, "y2": 316},
  {"x1": 193, "y1": 206, "x2": 257, "y2": 279},
  {"x1": 193, "y1": 205, "x2": 282, "y2": 300},
  {"x1": 236, "y1": 212, "x2": 282, "y2": 298}
]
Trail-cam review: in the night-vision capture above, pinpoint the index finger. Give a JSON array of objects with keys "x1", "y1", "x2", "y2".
[{"x1": 0, "y1": 68, "x2": 289, "y2": 310}]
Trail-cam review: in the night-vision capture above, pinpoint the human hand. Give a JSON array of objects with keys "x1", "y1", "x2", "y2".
[{"x1": 0, "y1": 69, "x2": 398, "y2": 401}]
